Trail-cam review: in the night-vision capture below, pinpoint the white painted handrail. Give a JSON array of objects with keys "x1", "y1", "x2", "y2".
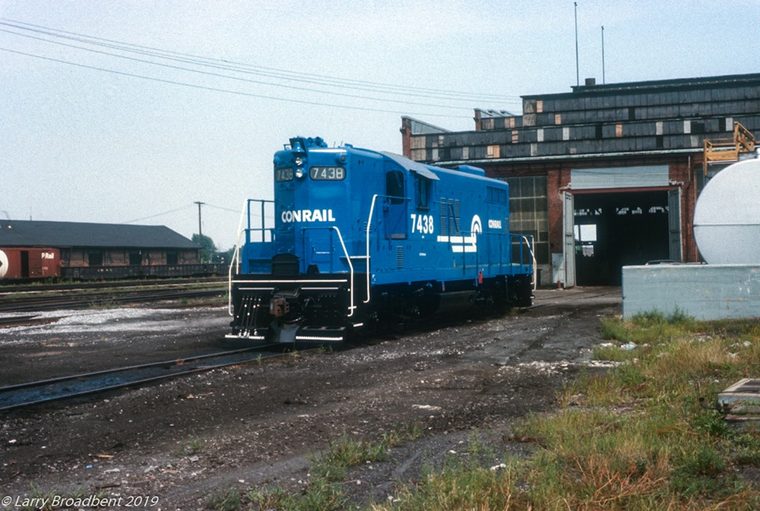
[
  {"x1": 364, "y1": 194, "x2": 379, "y2": 304},
  {"x1": 332, "y1": 226, "x2": 355, "y2": 317},
  {"x1": 520, "y1": 234, "x2": 538, "y2": 291},
  {"x1": 228, "y1": 199, "x2": 248, "y2": 316}
]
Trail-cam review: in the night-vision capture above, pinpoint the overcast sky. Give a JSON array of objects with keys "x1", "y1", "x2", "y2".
[{"x1": 1, "y1": 1, "x2": 759, "y2": 249}]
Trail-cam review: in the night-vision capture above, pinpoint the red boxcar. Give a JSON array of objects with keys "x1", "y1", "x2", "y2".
[{"x1": 0, "y1": 248, "x2": 61, "y2": 279}]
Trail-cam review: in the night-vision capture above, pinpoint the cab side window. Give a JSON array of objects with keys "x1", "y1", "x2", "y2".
[
  {"x1": 386, "y1": 171, "x2": 405, "y2": 204},
  {"x1": 415, "y1": 176, "x2": 431, "y2": 210}
]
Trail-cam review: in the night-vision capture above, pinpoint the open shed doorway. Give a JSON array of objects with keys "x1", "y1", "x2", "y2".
[{"x1": 574, "y1": 190, "x2": 670, "y2": 285}]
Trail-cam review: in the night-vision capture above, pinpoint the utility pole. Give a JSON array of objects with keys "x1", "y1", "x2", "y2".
[
  {"x1": 194, "y1": 201, "x2": 205, "y2": 238},
  {"x1": 601, "y1": 25, "x2": 606, "y2": 84},
  {"x1": 574, "y1": 2, "x2": 580, "y2": 87}
]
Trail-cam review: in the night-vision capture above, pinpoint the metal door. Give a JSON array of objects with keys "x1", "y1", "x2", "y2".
[
  {"x1": 384, "y1": 170, "x2": 407, "y2": 239},
  {"x1": 668, "y1": 188, "x2": 682, "y2": 261},
  {"x1": 562, "y1": 192, "x2": 576, "y2": 287}
]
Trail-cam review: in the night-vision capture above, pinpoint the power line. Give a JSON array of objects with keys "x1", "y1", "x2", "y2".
[
  {"x1": 0, "y1": 27, "x2": 483, "y2": 111},
  {"x1": 204, "y1": 203, "x2": 242, "y2": 214},
  {"x1": 123, "y1": 204, "x2": 193, "y2": 224},
  {"x1": 0, "y1": 46, "x2": 474, "y2": 119},
  {"x1": 0, "y1": 18, "x2": 523, "y2": 103}
]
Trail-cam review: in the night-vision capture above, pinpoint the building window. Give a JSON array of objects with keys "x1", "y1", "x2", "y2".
[
  {"x1": 615, "y1": 123, "x2": 623, "y2": 137},
  {"x1": 486, "y1": 144, "x2": 500, "y2": 158},
  {"x1": 562, "y1": 127, "x2": 570, "y2": 141},
  {"x1": 537, "y1": 128, "x2": 544, "y2": 142},
  {"x1": 166, "y1": 251, "x2": 178, "y2": 265},
  {"x1": 554, "y1": 113, "x2": 562, "y2": 125},
  {"x1": 87, "y1": 251, "x2": 103, "y2": 266},
  {"x1": 536, "y1": 100, "x2": 544, "y2": 113},
  {"x1": 503, "y1": 176, "x2": 549, "y2": 265},
  {"x1": 481, "y1": 118, "x2": 494, "y2": 130},
  {"x1": 511, "y1": 131, "x2": 519, "y2": 144},
  {"x1": 129, "y1": 251, "x2": 142, "y2": 266},
  {"x1": 461, "y1": 146, "x2": 469, "y2": 159}
]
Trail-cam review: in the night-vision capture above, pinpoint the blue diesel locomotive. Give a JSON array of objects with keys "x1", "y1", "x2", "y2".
[{"x1": 227, "y1": 136, "x2": 534, "y2": 343}]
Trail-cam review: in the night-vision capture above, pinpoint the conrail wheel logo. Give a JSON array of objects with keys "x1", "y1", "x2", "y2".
[
  {"x1": 0, "y1": 249, "x2": 7, "y2": 278},
  {"x1": 281, "y1": 209, "x2": 336, "y2": 223},
  {"x1": 436, "y1": 215, "x2": 481, "y2": 253}
]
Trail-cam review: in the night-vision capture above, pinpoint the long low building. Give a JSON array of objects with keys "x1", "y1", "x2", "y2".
[
  {"x1": 401, "y1": 72, "x2": 760, "y2": 286},
  {"x1": 0, "y1": 220, "x2": 199, "y2": 279}
]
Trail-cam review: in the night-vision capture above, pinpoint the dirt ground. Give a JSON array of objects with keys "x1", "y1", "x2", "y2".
[{"x1": 0, "y1": 287, "x2": 620, "y2": 510}]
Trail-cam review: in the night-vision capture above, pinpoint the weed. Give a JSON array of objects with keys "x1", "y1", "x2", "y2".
[
  {"x1": 206, "y1": 487, "x2": 241, "y2": 511},
  {"x1": 183, "y1": 437, "x2": 204, "y2": 455},
  {"x1": 375, "y1": 315, "x2": 760, "y2": 510}
]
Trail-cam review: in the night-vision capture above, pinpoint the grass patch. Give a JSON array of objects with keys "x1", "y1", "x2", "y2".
[
  {"x1": 374, "y1": 314, "x2": 760, "y2": 511},
  {"x1": 212, "y1": 424, "x2": 424, "y2": 510}
]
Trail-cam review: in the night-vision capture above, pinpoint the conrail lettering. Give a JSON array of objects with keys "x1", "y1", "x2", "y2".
[{"x1": 281, "y1": 209, "x2": 336, "y2": 223}]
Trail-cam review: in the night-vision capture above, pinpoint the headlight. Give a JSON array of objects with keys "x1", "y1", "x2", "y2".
[
  {"x1": 295, "y1": 168, "x2": 304, "y2": 178},
  {"x1": 294, "y1": 156, "x2": 304, "y2": 166}
]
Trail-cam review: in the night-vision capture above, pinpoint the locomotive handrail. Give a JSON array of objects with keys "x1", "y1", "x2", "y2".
[
  {"x1": 512, "y1": 233, "x2": 537, "y2": 290},
  {"x1": 519, "y1": 235, "x2": 537, "y2": 290},
  {"x1": 228, "y1": 198, "x2": 275, "y2": 316},
  {"x1": 228, "y1": 199, "x2": 248, "y2": 316}
]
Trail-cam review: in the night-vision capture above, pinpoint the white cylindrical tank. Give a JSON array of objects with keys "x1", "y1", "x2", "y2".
[{"x1": 694, "y1": 158, "x2": 760, "y2": 264}]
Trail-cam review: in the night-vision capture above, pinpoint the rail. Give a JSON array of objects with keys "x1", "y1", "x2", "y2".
[{"x1": 0, "y1": 346, "x2": 283, "y2": 411}]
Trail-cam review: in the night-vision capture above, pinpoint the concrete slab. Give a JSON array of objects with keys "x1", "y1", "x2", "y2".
[{"x1": 622, "y1": 264, "x2": 760, "y2": 320}]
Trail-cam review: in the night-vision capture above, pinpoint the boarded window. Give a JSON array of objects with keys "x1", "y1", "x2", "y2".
[
  {"x1": 410, "y1": 137, "x2": 425, "y2": 149},
  {"x1": 562, "y1": 127, "x2": 570, "y2": 141},
  {"x1": 166, "y1": 251, "x2": 178, "y2": 265},
  {"x1": 461, "y1": 146, "x2": 469, "y2": 159},
  {"x1": 507, "y1": 117, "x2": 516, "y2": 128},
  {"x1": 615, "y1": 123, "x2": 623, "y2": 137},
  {"x1": 481, "y1": 118, "x2": 494, "y2": 130},
  {"x1": 683, "y1": 120, "x2": 691, "y2": 134},
  {"x1": 537, "y1": 128, "x2": 544, "y2": 142},
  {"x1": 536, "y1": 100, "x2": 544, "y2": 113},
  {"x1": 511, "y1": 131, "x2": 519, "y2": 144},
  {"x1": 486, "y1": 145, "x2": 500, "y2": 158},
  {"x1": 554, "y1": 113, "x2": 562, "y2": 125}
]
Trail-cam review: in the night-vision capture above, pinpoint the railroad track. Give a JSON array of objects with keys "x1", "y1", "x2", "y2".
[
  {"x1": 0, "y1": 288, "x2": 225, "y2": 313},
  {"x1": 0, "y1": 276, "x2": 226, "y2": 294},
  {"x1": 0, "y1": 345, "x2": 285, "y2": 411}
]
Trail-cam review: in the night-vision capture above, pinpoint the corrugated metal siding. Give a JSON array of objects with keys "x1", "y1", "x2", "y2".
[{"x1": 571, "y1": 165, "x2": 669, "y2": 189}]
